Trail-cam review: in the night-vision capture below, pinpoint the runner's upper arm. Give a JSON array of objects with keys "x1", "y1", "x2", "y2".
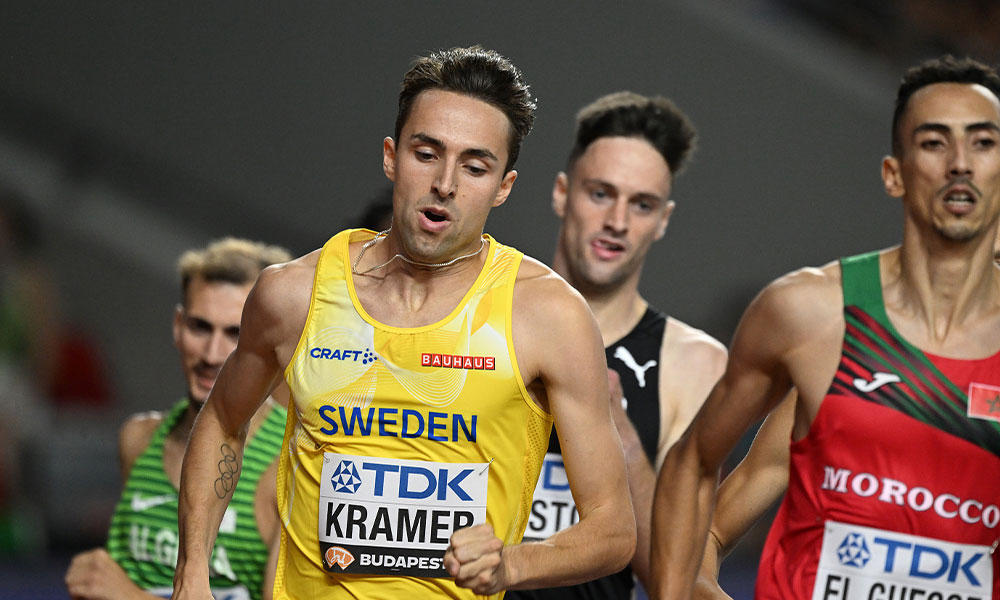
[
  {"x1": 655, "y1": 322, "x2": 727, "y2": 467},
  {"x1": 208, "y1": 262, "x2": 307, "y2": 436}
]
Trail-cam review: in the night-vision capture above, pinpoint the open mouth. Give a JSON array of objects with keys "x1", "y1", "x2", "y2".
[
  {"x1": 591, "y1": 238, "x2": 626, "y2": 260},
  {"x1": 944, "y1": 191, "x2": 974, "y2": 207},
  {"x1": 595, "y1": 239, "x2": 625, "y2": 252},
  {"x1": 423, "y1": 209, "x2": 447, "y2": 222},
  {"x1": 942, "y1": 188, "x2": 978, "y2": 216}
]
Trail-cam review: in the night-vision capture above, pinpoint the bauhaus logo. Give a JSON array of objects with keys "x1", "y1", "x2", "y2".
[{"x1": 421, "y1": 353, "x2": 494, "y2": 370}]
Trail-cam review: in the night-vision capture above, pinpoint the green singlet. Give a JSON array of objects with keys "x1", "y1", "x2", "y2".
[{"x1": 106, "y1": 399, "x2": 286, "y2": 600}]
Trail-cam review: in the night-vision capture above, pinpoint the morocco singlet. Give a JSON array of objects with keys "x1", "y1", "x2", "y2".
[
  {"x1": 275, "y1": 229, "x2": 552, "y2": 599},
  {"x1": 510, "y1": 307, "x2": 666, "y2": 600},
  {"x1": 756, "y1": 251, "x2": 1000, "y2": 600},
  {"x1": 106, "y1": 399, "x2": 287, "y2": 600}
]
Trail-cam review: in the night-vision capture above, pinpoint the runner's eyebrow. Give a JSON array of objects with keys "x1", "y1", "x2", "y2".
[
  {"x1": 411, "y1": 133, "x2": 499, "y2": 163},
  {"x1": 912, "y1": 122, "x2": 1000, "y2": 136}
]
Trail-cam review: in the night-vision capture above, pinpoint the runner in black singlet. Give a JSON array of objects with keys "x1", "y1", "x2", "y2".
[{"x1": 510, "y1": 92, "x2": 727, "y2": 600}]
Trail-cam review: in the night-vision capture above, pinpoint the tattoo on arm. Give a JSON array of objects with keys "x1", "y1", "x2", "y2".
[{"x1": 214, "y1": 444, "x2": 239, "y2": 499}]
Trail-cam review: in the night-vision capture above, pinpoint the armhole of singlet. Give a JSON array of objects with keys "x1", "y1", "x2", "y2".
[
  {"x1": 243, "y1": 402, "x2": 287, "y2": 542},
  {"x1": 504, "y1": 252, "x2": 553, "y2": 422},
  {"x1": 282, "y1": 235, "x2": 337, "y2": 383}
]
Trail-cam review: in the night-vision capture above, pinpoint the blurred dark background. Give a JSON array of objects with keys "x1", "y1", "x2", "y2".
[{"x1": 1, "y1": 1, "x2": 997, "y2": 597}]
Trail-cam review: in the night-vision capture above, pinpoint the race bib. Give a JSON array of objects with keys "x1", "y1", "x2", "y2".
[
  {"x1": 318, "y1": 453, "x2": 489, "y2": 577},
  {"x1": 523, "y1": 452, "x2": 578, "y2": 540},
  {"x1": 146, "y1": 586, "x2": 249, "y2": 600},
  {"x1": 812, "y1": 521, "x2": 993, "y2": 600}
]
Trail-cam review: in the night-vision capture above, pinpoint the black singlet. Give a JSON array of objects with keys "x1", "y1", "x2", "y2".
[{"x1": 509, "y1": 307, "x2": 666, "y2": 600}]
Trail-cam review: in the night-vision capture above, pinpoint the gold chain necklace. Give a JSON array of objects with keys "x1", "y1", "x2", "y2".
[{"x1": 351, "y1": 228, "x2": 487, "y2": 276}]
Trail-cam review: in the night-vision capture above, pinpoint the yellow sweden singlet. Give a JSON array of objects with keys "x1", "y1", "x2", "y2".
[{"x1": 275, "y1": 229, "x2": 552, "y2": 599}]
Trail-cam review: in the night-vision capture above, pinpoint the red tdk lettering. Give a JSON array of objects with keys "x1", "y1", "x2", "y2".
[{"x1": 421, "y1": 353, "x2": 496, "y2": 370}]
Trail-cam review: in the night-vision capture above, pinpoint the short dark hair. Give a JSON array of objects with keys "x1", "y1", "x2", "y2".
[
  {"x1": 395, "y1": 46, "x2": 536, "y2": 172},
  {"x1": 567, "y1": 91, "x2": 697, "y2": 175},
  {"x1": 178, "y1": 237, "x2": 292, "y2": 305},
  {"x1": 892, "y1": 55, "x2": 1000, "y2": 155}
]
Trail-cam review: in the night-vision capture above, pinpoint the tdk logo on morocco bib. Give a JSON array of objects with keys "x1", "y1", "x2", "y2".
[
  {"x1": 812, "y1": 521, "x2": 992, "y2": 600},
  {"x1": 318, "y1": 453, "x2": 488, "y2": 577}
]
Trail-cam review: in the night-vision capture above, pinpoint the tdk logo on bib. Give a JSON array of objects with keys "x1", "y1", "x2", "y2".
[
  {"x1": 812, "y1": 521, "x2": 992, "y2": 600},
  {"x1": 318, "y1": 453, "x2": 489, "y2": 578},
  {"x1": 360, "y1": 461, "x2": 476, "y2": 502},
  {"x1": 836, "y1": 532, "x2": 871, "y2": 568},
  {"x1": 331, "y1": 460, "x2": 362, "y2": 494}
]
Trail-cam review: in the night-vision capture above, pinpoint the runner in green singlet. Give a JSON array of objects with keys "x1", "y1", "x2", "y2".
[{"x1": 65, "y1": 238, "x2": 290, "y2": 600}]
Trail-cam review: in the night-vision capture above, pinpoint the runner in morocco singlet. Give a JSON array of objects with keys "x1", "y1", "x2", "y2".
[{"x1": 756, "y1": 252, "x2": 1000, "y2": 600}]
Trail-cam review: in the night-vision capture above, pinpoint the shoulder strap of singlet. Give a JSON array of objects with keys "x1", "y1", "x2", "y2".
[
  {"x1": 840, "y1": 251, "x2": 885, "y2": 317},
  {"x1": 152, "y1": 399, "x2": 190, "y2": 446},
  {"x1": 315, "y1": 228, "x2": 357, "y2": 288},
  {"x1": 637, "y1": 306, "x2": 667, "y2": 335}
]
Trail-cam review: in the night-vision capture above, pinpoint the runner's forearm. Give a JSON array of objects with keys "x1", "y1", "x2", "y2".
[
  {"x1": 174, "y1": 402, "x2": 247, "y2": 586},
  {"x1": 503, "y1": 503, "x2": 635, "y2": 590},
  {"x1": 650, "y1": 434, "x2": 718, "y2": 599}
]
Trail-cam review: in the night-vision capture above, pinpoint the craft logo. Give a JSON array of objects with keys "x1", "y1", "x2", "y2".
[
  {"x1": 325, "y1": 546, "x2": 355, "y2": 570},
  {"x1": 968, "y1": 382, "x2": 1000, "y2": 423},
  {"x1": 421, "y1": 353, "x2": 494, "y2": 370},
  {"x1": 310, "y1": 347, "x2": 378, "y2": 365}
]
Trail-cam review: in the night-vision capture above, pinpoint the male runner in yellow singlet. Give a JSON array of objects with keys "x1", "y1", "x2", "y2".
[{"x1": 171, "y1": 46, "x2": 635, "y2": 600}]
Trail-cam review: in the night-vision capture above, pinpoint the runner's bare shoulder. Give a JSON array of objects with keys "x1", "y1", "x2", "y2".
[
  {"x1": 243, "y1": 249, "x2": 320, "y2": 343},
  {"x1": 118, "y1": 410, "x2": 165, "y2": 477}
]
